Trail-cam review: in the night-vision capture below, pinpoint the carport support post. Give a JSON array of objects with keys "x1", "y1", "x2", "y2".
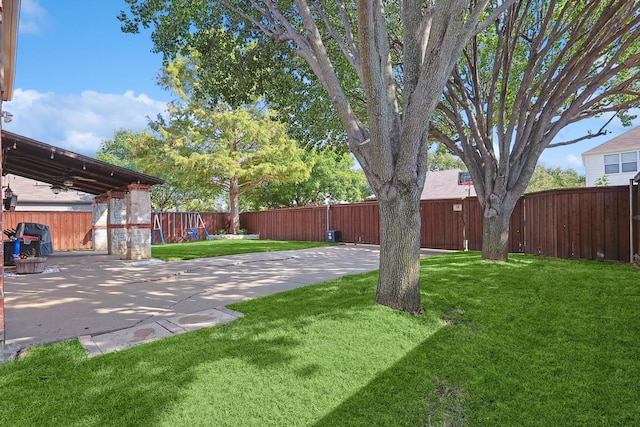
[
  {"x1": 126, "y1": 184, "x2": 152, "y2": 260},
  {"x1": 107, "y1": 190, "x2": 128, "y2": 255},
  {"x1": 92, "y1": 196, "x2": 108, "y2": 252}
]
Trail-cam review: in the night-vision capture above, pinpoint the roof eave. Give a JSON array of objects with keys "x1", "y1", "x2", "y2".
[{"x1": 2, "y1": 0, "x2": 20, "y2": 101}]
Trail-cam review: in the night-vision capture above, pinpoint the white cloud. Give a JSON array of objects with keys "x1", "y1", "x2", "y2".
[
  {"x1": 566, "y1": 154, "x2": 583, "y2": 169},
  {"x1": 18, "y1": 0, "x2": 50, "y2": 35},
  {"x1": 3, "y1": 88, "x2": 168, "y2": 155}
]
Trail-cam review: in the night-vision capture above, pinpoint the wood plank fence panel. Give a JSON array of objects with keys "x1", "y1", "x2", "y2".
[
  {"x1": 464, "y1": 198, "x2": 484, "y2": 251},
  {"x1": 4, "y1": 211, "x2": 92, "y2": 251},
  {"x1": 242, "y1": 206, "x2": 326, "y2": 241},
  {"x1": 329, "y1": 202, "x2": 380, "y2": 244},
  {"x1": 200, "y1": 212, "x2": 228, "y2": 237},
  {"x1": 524, "y1": 191, "x2": 554, "y2": 256},
  {"x1": 509, "y1": 199, "x2": 525, "y2": 253},
  {"x1": 557, "y1": 191, "x2": 571, "y2": 259},
  {"x1": 568, "y1": 192, "x2": 581, "y2": 258},
  {"x1": 578, "y1": 193, "x2": 596, "y2": 259},
  {"x1": 521, "y1": 186, "x2": 630, "y2": 261},
  {"x1": 634, "y1": 185, "x2": 640, "y2": 263},
  {"x1": 421, "y1": 199, "x2": 465, "y2": 250}
]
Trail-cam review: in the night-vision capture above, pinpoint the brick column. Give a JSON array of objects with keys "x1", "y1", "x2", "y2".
[
  {"x1": 107, "y1": 190, "x2": 128, "y2": 255},
  {"x1": 126, "y1": 184, "x2": 152, "y2": 260},
  {"x1": 92, "y1": 196, "x2": 108, "y2": 251}
]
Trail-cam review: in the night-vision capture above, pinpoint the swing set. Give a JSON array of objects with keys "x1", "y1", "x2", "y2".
[{"x1": 152, "y1": 212, "x2": 211, "y2": 244}]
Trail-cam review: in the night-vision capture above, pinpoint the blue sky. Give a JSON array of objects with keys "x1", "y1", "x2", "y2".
[
  {"x1": 3, "y1": 0, "x2": 639, "y2": 173},
  {"x1": 4, "y1": 0, "x2": 170, "y2": 155}
]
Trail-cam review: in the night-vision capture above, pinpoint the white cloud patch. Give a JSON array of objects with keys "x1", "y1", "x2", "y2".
[
  {"x1": 18, "y1": 0, "x2": 50, "y2": 35},
  {"x1": 566, "y1": 154, "x2": 583, "y2": 169},
  {"x1": 3, "y1": 89, "x2": 167, "y2": 155}
]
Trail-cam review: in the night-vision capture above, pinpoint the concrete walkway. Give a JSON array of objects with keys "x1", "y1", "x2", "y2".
[{"x1": 3, "y1": 245, "x2": 449, "y2": 358}]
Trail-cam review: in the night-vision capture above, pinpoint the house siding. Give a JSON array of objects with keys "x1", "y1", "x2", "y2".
[
  {"x1": 582, "y1": 126, "x2": 640, "y2": 187},
  {"x1": 584, "y1": 151, "x2": 639, "y2": 187}
]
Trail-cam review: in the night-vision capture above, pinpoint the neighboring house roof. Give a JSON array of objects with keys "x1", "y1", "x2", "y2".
[
  {"x1": 582, "y1": 126, "x2": 640, "y2": 157},
  {"x1": 3, "y1": 174, "x2": 94, "y2": 210},
  {"x1": 421, "y1": 169, "x2": 477, "y2": 200}
]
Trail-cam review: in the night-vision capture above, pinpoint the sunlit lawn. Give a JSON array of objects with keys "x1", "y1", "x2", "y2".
[
  {"x1": 1, "y1": 253, "x2": 638, "y2": 426},
  {"x1": 151, "y1": 239, "x2": 333, "y2": 261}
]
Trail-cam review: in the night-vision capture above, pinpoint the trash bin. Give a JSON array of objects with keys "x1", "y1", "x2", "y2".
[
  {"x1": 326, "y1": 230, "x2": 342, "y2": 243},
  {"x1": 3, "y1": 240, "x2": 16, "y2": 265},
  {"x1": 16, "y1": 222, "x2": 53, "y2": 255}
]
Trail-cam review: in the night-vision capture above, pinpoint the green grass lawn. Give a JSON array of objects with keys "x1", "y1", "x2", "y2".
[
  {"x1": 151, "y1": 239, "x2": 333, "y2": 261},
  {"x1": 1, "y1": 252, "x2": 638, "y2": 426}
]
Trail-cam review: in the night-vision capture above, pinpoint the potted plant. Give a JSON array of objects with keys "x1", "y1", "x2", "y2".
[{"x1": 15, "y1": 248, "x2": 48, "y2": 274}]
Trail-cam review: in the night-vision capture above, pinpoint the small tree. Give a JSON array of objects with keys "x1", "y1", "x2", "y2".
[
  {"x1": 148, "y1": 54, "x2": 310, "y2": 231},
  {"x1": 151, "y1": 100, "x2": 309, "y2": 233}
]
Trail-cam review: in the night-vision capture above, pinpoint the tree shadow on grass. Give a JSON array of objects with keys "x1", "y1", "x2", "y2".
[
  {"x1": 4, "y1": 252, "x2": 636, "y2": 426},
  {"x1": 0, "y1": 255, "x2": 479, "y2": 426},
  {"x1": 0, "y1": 270, "x2": 395, "y2": 426},
  {"x1": 314, "y1": 252, "x2": 640, "y2": 426}
]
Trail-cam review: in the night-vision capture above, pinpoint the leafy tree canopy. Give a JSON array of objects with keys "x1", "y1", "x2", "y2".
[
  {"x1": 243, "y1": 147, "x2": 371, "y2": 210},
  {"x1": 428, "y1": 143, "x2": 467, "y2": 172},
  {"x1": 96, "y1": 129, "x2": 217, "y2": 211},
  {"x1": 120, "y1": 2, "x2": 348, "y2": 148},
  {"x1": 526, "y1": 165, "x2": 585, "y2": 193}
]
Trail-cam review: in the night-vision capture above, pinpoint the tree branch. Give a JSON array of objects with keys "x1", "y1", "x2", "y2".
[{"x1": 311, "y1": 0, "x2": 362, "y2": 78}]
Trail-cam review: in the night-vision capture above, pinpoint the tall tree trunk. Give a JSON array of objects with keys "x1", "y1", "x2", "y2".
[
  {"x1": 481, "y1": 195, "x2": 517, "y2": 261},
  {"x1": 375, "y1": 189, "x2": 423, "y2": 315},
  {"x1": 482, "y1": 212, "x2": 511, "y2": 261},
  {"x1": 229, "y1": 177, "x2": 240, "y2": 234}
]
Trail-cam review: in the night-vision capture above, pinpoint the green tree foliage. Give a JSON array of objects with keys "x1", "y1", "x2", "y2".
[
  {"x1": 95, "y1": 130, "x2": 139, "y2": 171},
  {"x1": 150, "y1": 99, "x2": 310, "y2": 234},
  {"x1": 96, "y1": 130, "x2": 216, "y2": 211},
  {"x1": 121, "y1": 3, "x2": 347, "y2": 149},
  {"x1": 428, "y1": 143, "x2": 467, "y2": 172},
  {"x1": 243, "y1": 147, "x2": 371, "y2": 210},
  {"x1": 526, "y1": 166, "x2": 586, "y2": 193},
  {"x1": 150, "y1": 54, "x2": 311, "y2": 233}
]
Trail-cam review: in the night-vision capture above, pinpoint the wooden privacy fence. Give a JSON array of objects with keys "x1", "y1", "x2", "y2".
[
  {"x1": 2, "y1": 186, "x2": 637, "y2": 262},
  {"x1": 3, "y1": 211, "x2": 93, "y2": 251},
  {"x1": 241, "y1": 185, "x2": 637, "y2": 263},
  {"x1": 522, "y1": 186, "x2": 633, "y2": 261}
]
